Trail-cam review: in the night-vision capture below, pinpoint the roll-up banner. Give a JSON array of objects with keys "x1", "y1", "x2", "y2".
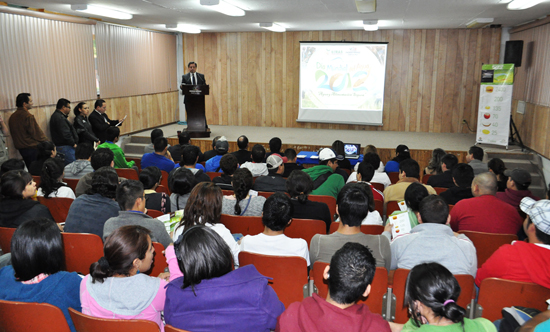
[{"x1": 476, "y1": 64, "x2": 514, "y2": 147}]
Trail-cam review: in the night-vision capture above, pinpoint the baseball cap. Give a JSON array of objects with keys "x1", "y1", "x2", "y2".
[
  {"x1": 520, "y1": 197, "x2": 550, "y2": 235},
  {"x1": 266, "y1": 154, "x2": 283, "y2": 170},
  {"x1": 504, "y1": 168, "x2": 531, "y2": 187},
  {"x1": 319, "y1": 148, "x2": 337, "y2": 162},
  {"x1": 215, "y1": 136, "x2": 229, "y2": 153}
]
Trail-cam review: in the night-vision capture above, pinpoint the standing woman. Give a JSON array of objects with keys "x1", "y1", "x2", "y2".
[{"x1": 73, "y1": 102, "x2": 99, "y2": 146}]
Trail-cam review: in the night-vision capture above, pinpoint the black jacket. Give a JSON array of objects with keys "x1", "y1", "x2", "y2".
[
  {"x1": 73, "y1": 114, "x2": 99, "y2": 145},
  {"x1": 231, "y1": 149, "x2": 252, "y2": 165},
  {"x1": 439, "y1": 187, "x2": 474, "y2": 205},
  {"x1": 253, "y1": 174, "x2": 287, "y2": 193},
  {"x1": 88, "y1": 110, "x2": 118, "y2": 144},
  {"x1": 50, "y1": 110, "x2": 78, "y2": 146},
  {"x1": 0, "y1": 199, "x2": 54, "y2": 228},
  {"x1": 427, "y1": 171, "x2": 455, "y2": 188}
]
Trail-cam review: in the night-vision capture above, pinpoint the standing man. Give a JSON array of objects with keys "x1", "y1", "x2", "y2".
[
  {"x1": 9, "y1": 93, "x2": 48, "y2": 168},
  {"x1": 50, "y1": 98, "x2": 79, "y2": 165},
  {"x1": 181, "y1": 62, "x2": 208, "y2": 129},
  {"x1": 88, "y1": 99, "x2": 124, "y2": 144}
]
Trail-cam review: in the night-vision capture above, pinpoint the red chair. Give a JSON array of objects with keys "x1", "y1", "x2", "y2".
[
  {"x1": 69, "y1": 308, "x2": 160, "y2": 332},
  {"x1": 0, "y1": 227, "x2": 16, "y2": 253},
  {"x1": 388, "y1": 172, "x2": 400, "y2": 184},
  {"x1": 220, "y1": 214, "x2": 263, "y2": 236},
  {"x1": 309, "y1": 195, "x2": 336, "y2": 221},
  {"x1": 311, "y1": 263, "x2": 389, "y2": 316},
  {"x1": 165, "y1": 325, "x2": 192, "y2": 332},
  {"x1": 145, "y1": 242, "x2": 168, "y2": 277},
  {"x1": 371, "y1": 182, "x2": 385, "y2": 193},
  {"x1": 434, "y1": 187, "x2": 448, "y2": 195},
  {"x1": 0, "y1": 299, "x2": 72, "y2": 332},
  {"x1": 476, "y1": 278, "x2": 550, "y2": 321},
  {"x1": 146, "y1": 209, "x2": 164, "y2": 218},
  {"x1": 239, "y1": 251, "x2": 308, "y2": 308},
  {"x1": 116, "y1": 168, "x2": 139, "y2": 181},
  {"x1": 62, "y1": 232, "x2": 104, "y2": 274},
  {"x1": 329, "y1": 222, "x2": 384, "y2": 235},
  {"x1": 127, "y1": 157, "x2": 142, "y2": 171},
  {"x1": 421, "y1": 174, "x2": 431, "y2": 184},
  {"x1": 155, "y1": 185, "x2": 170, "y2": 195},
  {"x1": 458, "y1": 231, "x2": 518, "y2": 268},
  {"x1": 63, "y1": 178, "x2": 79, "y2": 193},
  {"x1": 206, "y1": 172, "x2": 221, "y2": 181},
  {"x1": 284, "y1": 218, "x2": 326, "y2": 247},
  {"x1": 37, "y1": 196, "x2": 74, "y2": 224},
  {"x1": 221, "y1": 189, "x2": 234, "y2": 196},
  {"x1": 374, "y1": 199, "x2": 384, "y2": 216},
  {"x1": 386, "y1": 201, "x2": 402, "y2": 216},
  {"x1": 341, "y1": 168, "x2": 351, "y2": 176},
  {"x1": 160, "y1": 171, "x2": 171, "y2": 195},
  {"x1": 448, "y1": 204, "x2": 454, "y2": 213}
]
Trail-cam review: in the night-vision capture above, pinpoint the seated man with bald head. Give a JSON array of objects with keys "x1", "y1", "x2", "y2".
[{"x1": 450, "y1": 172, "x2": 524, "y2": 234}]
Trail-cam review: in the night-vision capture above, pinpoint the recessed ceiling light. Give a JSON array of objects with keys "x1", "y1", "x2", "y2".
[
  {"x1": 363, "y1": 19, "x2": 378, "y2": 31},
  {"x1": 466, "y1": 18, "x2": 494, "y2": 28},
  {"x1": 200, "y1": 0, "x2": 245, "y2": 17},
  {"x1": 259, "y1": 23, "x2": 285, "y2": 32},
  {"x1": 166, "y1": 24, "x2": 201, "y2": 34},
  {"x1": 507, "y1": 0, "x2": 548, "y2": 10},
  {"x1": 70, "y1": 4, "x2": 133, "y2": 20}
]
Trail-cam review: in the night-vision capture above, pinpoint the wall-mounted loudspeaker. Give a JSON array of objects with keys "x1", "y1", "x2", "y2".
[{"x1": 504, "y1": 40, "x2": 524, "y2": 68}]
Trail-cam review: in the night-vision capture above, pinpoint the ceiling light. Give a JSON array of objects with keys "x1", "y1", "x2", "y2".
[
  {"x1": 355, "y1": 0, "x2": 376, "y2": 13},
  {"x1": 166, "y1": 24, "x2": 201, "y2": 34},
  {"x1": 200, "y1": 0, "x2": 245, "y2": 16},
  {"x1": 507, "y1": 0, "x2": 548, "y2": 10},
  {"x1": 363, "y1": 19, "x2": 378, "y2": 31},
  {"x1": 70, "y1": 4, "x2": 133, "y2": 20},
  {"x1": 259, "y1": 23, "x2": 285, "y2": 32},
  {"x1": 466, "y1": 18, "x2": 494, "y2": 28}
]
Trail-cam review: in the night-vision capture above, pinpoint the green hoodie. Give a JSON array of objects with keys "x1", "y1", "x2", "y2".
[{"x1": 302, "y1": 165, "x2": 345, "y2": 199}]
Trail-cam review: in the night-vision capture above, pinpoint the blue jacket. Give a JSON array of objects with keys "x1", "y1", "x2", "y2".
[
  {"x1": 205, "y1": 154, "x2": 223, "y2": 173},
  {"x1": 0, "y1": 266, "x2": 82, "y2": 332}
]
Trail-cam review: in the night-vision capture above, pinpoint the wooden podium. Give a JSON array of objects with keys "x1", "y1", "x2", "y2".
[{"x1": 181, "y1": 84, "x2": 210, "y2": 138}]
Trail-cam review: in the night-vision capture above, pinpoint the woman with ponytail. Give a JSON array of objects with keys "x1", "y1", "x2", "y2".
[
  {"x1": 221, "y1": 168, "x2": 266, "y2": 217},
  {"x1": 81, "y1": 225, "x2": 176, "y2": 332},
  {"x1": 37, "y1": 158, "x2": 75, "y2": 199},
  {"x1": 285, "y1": 170, "x2": 332, "y2": 232},
  {"x1": 391, "y1": 262, "x2": 496, "y2": 332}
]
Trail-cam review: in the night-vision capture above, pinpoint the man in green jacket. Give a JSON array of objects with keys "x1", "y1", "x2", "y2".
[
  {"x1": 98, "y1": 127, "x2": 136, "y2": 169},
  {"x1": 303, "y1": 148, "x2": 345, "y2": 199}
]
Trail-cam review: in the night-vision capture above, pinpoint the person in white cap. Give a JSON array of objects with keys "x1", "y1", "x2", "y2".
[
  {"x1": 475, "y1": 197, "x2": 550, "y2": 288},
  {"x1": 302, "y1": 148, "x2": 345, "y2": 199},
  {"x1": 253, "y1": 154, "x2": 286, "y2": 193}
]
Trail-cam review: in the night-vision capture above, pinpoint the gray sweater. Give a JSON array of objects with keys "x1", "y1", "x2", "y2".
[
  {"x1": 221, "y1": 195, "x2": 266, "y2": 217},
  {"x1": 103, "y1": 211, "x2": 172, "y2": 248}
]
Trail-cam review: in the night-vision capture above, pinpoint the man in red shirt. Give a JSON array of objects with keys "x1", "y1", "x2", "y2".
[
  {"x1": 450, "y1": 172, "x2": 523, "y2": 234},
  {"x1": 475, "y1": 197, "x2": 550, "y2": 288}
]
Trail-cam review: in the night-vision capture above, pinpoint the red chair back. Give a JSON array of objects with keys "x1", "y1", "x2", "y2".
[
  {"x1": 115, "y1": 168, "x2": 139, "y2": 181},
  {"x1": 127, "y1": 158, "x2": 142, "y2": 171},
  {"x1": 329, "y1": 222, "x2": 384, "y2": 235},
  {"x1": 155, "y1": 185, "x2": 170, "y2": 195},
  {"x1": 341, "y1": 168, "x2": 351, "y2": 176},
  {"x1": 238, "y1": 251, "x2": 308, "y2": 308},
  {"x1": 448, "y1": 204, "x2": 454, "y2": 213},
  {"x1": 62, "y1": 232, "x2": 104, "y2": 274},
  {"x1": 284, "y1": 219, "x2": 326, "y2": 247},
  {"x1": 458, "y1": 231, "x2": 518, "y2": 268},
  {"x1": 69, "y1": 308, "x2": 160, "y2": 332},
  {"x1": 37, "y1": 196, "x2": 74, "y2": 224},
  {"x1": 146, "y1": 209, "x2": 164, "y2": 218},
  {"x1": 421, "y1": 174, "x2": 431, "y2": 184},
  {"x1": 165, "y1": 325, "x2": 192, "y2": 332},
  {"x1": 0, "y1": 299, "x2": 72, "y2": 332},
  {"x1": 0, "y1": 227, "x2": 16, "y2": 253},
  {"x1": 221, "y1": 189, "x2": 234, "y2": 196},
  {"x1": 374, "y1": 199, "x2": 383, "y2": 216},
  {"x1": 63, "y1": 178, "x2": 79, "y2": 193},
  {"x1": 386, "y1": 201, "x2": 401, "y2": 216},
  {"x1": 434, "y1": 187, "x2": 448, "y2": 195},
  {"x1": 371, "y1": 182, "x2": 385, "y2": 193},
  {"x1": 257, "y1": 191, "x2": 275, "y2": 199},
  {"x1": 160, "y1": 171, "x2": 171, "y2": 195},
  {"x1": 206, "y1": 172, "x2": 221, "y2": 181},
  {"x1": 309, "y1": 195, "x2": 336, "y2": 221},
  {"x1": 220, "y1": 214, "x2": 263, "y2": 236},
  {"x1": 388, "y1": 172, "x2": 400, "y2": 184},
  {"x1": 145, "y1": 242, "x2": 168, "y2": 277}
]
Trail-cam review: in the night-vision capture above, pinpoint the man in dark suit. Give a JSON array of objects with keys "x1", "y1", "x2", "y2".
[
  {"x1": 181, "y1": 62, "x2": 208, "y2": 129},
  {"x1": 88, "y1": 99, "x2": 125, "y2": 144}
]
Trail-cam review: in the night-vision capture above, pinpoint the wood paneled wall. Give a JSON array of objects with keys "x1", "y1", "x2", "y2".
[
  {"x1": 2, "y1": 91, "x2": 178, "y2": 158},
  {"x1": 183, "y1": 28, "x2": 501, "y2": 133},
  {"x1": 511, "y1": 100, "x2": 550, "y2": 158}
]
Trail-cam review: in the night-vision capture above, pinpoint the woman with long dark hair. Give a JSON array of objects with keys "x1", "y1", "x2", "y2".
[
  {"x1": 37, "y1": 158, "x2": 75, "y2": 199},
  {"x1": 221, "y1": 168, "x2": 266, "y2": 216},
  {"x1": 168, "y1": 167, "x2": 196, "y2": 211},
  {"x1": 425, "y1": 148, "x2": 447, "y2": 175},
  {"x1": 73, "y1": 102, "x2": 99, "y2": 146}
]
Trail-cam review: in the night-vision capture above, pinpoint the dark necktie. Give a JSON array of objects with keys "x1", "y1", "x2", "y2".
[{"x1": 192, "y1": 74, "x2": 195, "y2": 85}]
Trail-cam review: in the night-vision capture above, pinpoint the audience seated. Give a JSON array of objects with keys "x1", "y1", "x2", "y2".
[
  {"x1": 64, "y1": 167, "x2": 120, "y2": 239},
  {"x1": 331, "y1": 140, "x2": 352, "y2": 172},
  {"x1": 97, "y1": 127, "x2": 136, "y2": 169},
  {"x1": 309, "y1": 183, "x2": 390, "y2": 269},
  {"x1": 348, "y1": 152, "x2": 391, "y2": 188},
  {"x1": 0, "y1": 170, "x2": 53, "y2": 228},
  {"x1": 205, "y1": 136, "x2": 229, "y2": 173},
  {"x1": 286, "y1": 170, "x2": 332, "y2": 233},
  {"x1": 221, "y1": 168, "x2": 266, "y2": 216},
  {"x1": 439, "y1": 163, "x2": 475, "y2": 205},
  {"x1": 356, "y1": 162, "x2": 384, "y2": 201},
  {"x1": 265, "y1": 137, "x2": 284, "y2": 161},
  {"x1": 0, "y1": 219, "x2": 82, "y2": 332},
  {"x1": 240, "y1": 193, "x2": 310, "y2": 266},
  {"x1": 168, "y1": 130, "x2": 202, "y2": 163},
  {"x1": 475, "y1": 197, "x2": 550, "y2": 288},
  {"x1": 178, "y1": 145, "x2": 208, "y2": 181},
  {"x1": 450, "y1": 172, "x2": 524, "y2": 234},
  {"x1": 496, "y1": 168, "x2": 540, "y2": 209},
  {"x1": 276, "y1": 242, "x2": 391, "y2": 332},
  {"x1": 139, "y1": 166, "x2": 170, "y2": 214},
  {"x1": 165, "y1": 225, "x2": 284, "y2": 331},
  {"x1": 384, "y1": 144, "x2": 410, "y2": 173},
  {"x1": 143, "y1": 128, "x2": 167, "y2": 154},
  {"x1": 253, "y1": 154, "x2": 287, "y2": 192},
  {"x1": 302, "y1": 148, "x2": 345, "y2": 199},
  {"x1": 141, "y1": 137, "x2": 176, "y2": 173},
  {"x1": 28, "y1": 141, "x2": 56, "y2": 176},
  {"x1": 387, "y1": 195, "x2": 477, "y2": 276},
  {"x1": 241, "y1": 144, "x2": 269, "y2": 177},
  {"x1": 168, "y1": 167, "x2": 197, "y2": 211},
  {"x1": 391, "y1": 263, "x2": 496, "y2": 332},
  {"x1": 386, "y1": 182, "x2": 429, "y2": 231},
  {"x1": 203, "y1": 135, "x2": 221, "y2": 161},
  {"x1": 230, "y1": 135, "x2": 252, "y2": 165},
  {"x1": 488, "y1": 157, "x2": 507, "y2": 192},
  {"x1": 0, "y1": 158, "x2": 26, "y2": 177},
  {"x1": 75, "y1": 148, "x2": 115, "y2": 197},
  {"x1": 383, "y1": 159, "x2": 436, "y2": 207},
  {"x1": 171, "y1": 182, "x2": 240, "y2": 264},
  {"x1": 63, "y1": 143, "x2": 94, "y2": 179},
  {"x1": 282, "y1": 148, "x2": 304, "y2": 178},
  {"x1": 467, "y1": 145, "x2": 488, "y2": 175},
  {"x1": 81, "y1": 225, "x2": 174, "y2": 331},
  {"x1": 103, "y1": 180, "x2": 172, "y2": 248},
  {"x1": 213, "y1": 154, "x2": 238, "y2": 190},
  {"x1": 37, "y1": 158, "x2": 75, "y2": 199},
  {"x1": 424, "y1": 148, "x2": 446, "y2": 175},
  {"x1": 426, "y1": 153, "x2": 458, "y2": 188}
]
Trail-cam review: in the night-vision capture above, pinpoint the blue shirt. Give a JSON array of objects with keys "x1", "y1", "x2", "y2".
[{"x1": 141, "y1": 152, "x2": 177, "y2": 173}]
